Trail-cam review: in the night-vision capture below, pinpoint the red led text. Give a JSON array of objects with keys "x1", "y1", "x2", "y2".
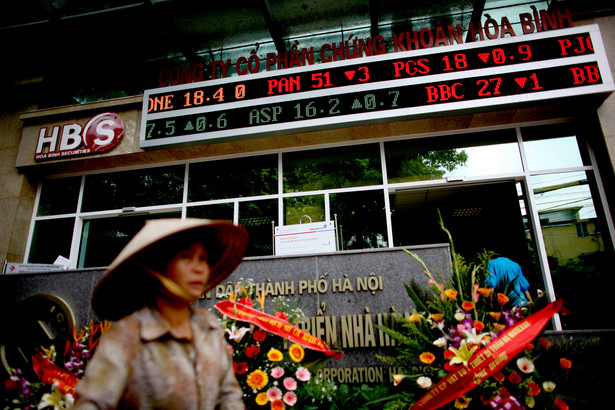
[
  {"x1": 426, "y1": 83, "x2": 464, "y2": 102},
  {"x1": 570, "y1": 65, "x2": 601, "y2": 85},
  {"x1": 148, "y1": 95, "x2": 174, "y2": 112},
  {"x1": 558, "y1": 36, "x2": 593, "y2": 56},
  {"x1": 267, "y1": 76, "x2": 301, "y2": 95},
  {"x1": 392, "y1": 59, "x2": 430, "y2": 77}
]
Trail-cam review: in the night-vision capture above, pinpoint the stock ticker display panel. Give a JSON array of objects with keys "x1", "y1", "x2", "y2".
[{"x1": 140, "y1": 25, "x2": 614, "y2": 149}]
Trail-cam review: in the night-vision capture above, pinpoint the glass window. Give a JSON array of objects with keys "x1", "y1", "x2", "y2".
[
  {"x1": 37, "y1": 177, "x2": 81, "y2": 216},
  {"x1": 330, "y1": 190, "x2": 388, "y2": 250},
  {"x1": 78, "y1": 212, "x2": 181, "y2": 268},
  {"x1": 189, "y1": 155, "x2": 278, "y2": 201},
  {"x1": 28, "y1": 218, "x2": 75, "y2": 264},
  {"x1": 81, "y1": 166, "x2": 184, "y2": 212},
  {"x1": 284, "y1": 195, "x2": 325, "y2": 225},
  {"x1": 576, "y1": 222, "x2": 589, "y2": 238},
  {"x1": 239, "y1": 199, "x2": 278, "y2": 257},
  {"x1": 522, "y1": 124, "x2": 589, "y2": 171},
  {"x1": 385, "y1": 130, "x2": 520, "y2": 183},
  {"x1": 531, "y1": 171, "x2": 609, "y2": 329},
  {"x1": 187, "y1": 203, "x2": 234, "y2": 221},
  {"x1": 283, "y1": 144, "x2": 382, "y2": 193}
]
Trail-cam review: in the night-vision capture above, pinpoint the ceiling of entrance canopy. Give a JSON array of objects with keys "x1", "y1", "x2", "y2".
[
  {"x1": 1, "y1": 1, "x2": 479, "y2": 61},
  {"x1": 1, "y1": 0, "x2": 610, "y2": 104}
]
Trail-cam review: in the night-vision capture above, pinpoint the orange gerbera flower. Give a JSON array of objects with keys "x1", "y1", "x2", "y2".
[
  {"x1": 461, "y1": 301, "x2": 475, "y2": 312},
  {"x1": 271, "y1": 399, "x2": 285, "y2": 410},
  {"x1": 554, "y1": 397, "x2": 569, "y2": 410},
  {"x1": 540, "y1": 337, "x2": 553, "y2": 349},
  {"x1": 247, "y1": 369, "x2": 269, "y2": 390},
  {"x1": 409, "y1": 312, "x2": 421, "y2": 323},
  {"x1": 497, "y1": 293, "x2": 509, "y2": 306},
  {"x1": 444, "y1": 289, "x2": 458, "y2": 300},
  {"x1": 430, "y1": 313, "x2": 444, "y2": 322},
  {"x1": 255, "y1": 392, "x2": 269, "y2": 406},
  {"x1": 288, "y1": 344, "x2": 305, "y2": 363},
  {"x1": 419, "y1": 352, "x2": 436, "y2": 364},
  {"x1": 267, "y1": 348, "x2": 284, "y2": 362},
  {"x1": 477, "y1": 288, "x2": 494, "y2": 297},
  {"x1": 560, "y1": 357, "x2": 572, "y2": 370},
  {"x1": 473, "y1": 320, "x2": 485, "y2": 331},
  {"x1": 493, "y1": 323, "x2": 506, "y2": 333},
  {"x1": 488, "y1": 312, "x2": 502, "y2": 321}
]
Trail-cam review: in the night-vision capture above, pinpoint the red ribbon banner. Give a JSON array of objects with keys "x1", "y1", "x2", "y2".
[
  {"x1": 32, "y1": 351, "x2": 79, "y2": 395},
  {"x1": 215, "y1": 300, "x2": 343, "y2": 359},
  {"x1": 411, "y1": 299, "x2": 563, "y2": 410}
]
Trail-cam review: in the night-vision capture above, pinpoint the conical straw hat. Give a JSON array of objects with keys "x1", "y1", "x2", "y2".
[{"x1": 92, "y1": 218, "x2": 248, "y2": 320}]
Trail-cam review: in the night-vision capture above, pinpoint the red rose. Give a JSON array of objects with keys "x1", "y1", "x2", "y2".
[
  {"x1": 480, "y1": 392, "x2": 493, "y2": 405},
  {"x1": 274, "y1": 311, "x2": 288, "y2": 321},
  {"x1": 233, "y1": 361, "x2": 248, "y2": 374},
  {"x1": 508, "y1": 371, "x2": 522, "y2": 384},
  {"x1": 245, "y1": 345, "x2": 260, "y2": 358},
  {"x1": 473, "y1": 320, "x2": 485, "y2": 331},
  {"x1": 527, "y1": 382, "x2": 540, "y2": 396},
  {"x1": 253, "y1": 330, "x2": 267, "y2": 342},
  {"x1": 492, "y1": 370, "x2": 505, "y2": 382}
]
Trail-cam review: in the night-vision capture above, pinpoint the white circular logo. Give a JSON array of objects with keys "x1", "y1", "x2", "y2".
[{"x1": 82, "y1": 112, "x2": 125, "y2": 152}]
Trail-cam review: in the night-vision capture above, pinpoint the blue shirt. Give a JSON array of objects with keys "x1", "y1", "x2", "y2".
[{"x1": 487, "y1": 257, "x2": 530, "y2": 306}]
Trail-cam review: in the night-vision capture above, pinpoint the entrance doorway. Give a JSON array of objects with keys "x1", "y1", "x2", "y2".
[{"x1": 390, "y1": 181, "x2": 539, "y2": 287}]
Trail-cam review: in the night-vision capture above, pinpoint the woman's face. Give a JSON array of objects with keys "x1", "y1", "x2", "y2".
[{"x1": 164, "y1": 242, "x2": 211, "y2": 301}]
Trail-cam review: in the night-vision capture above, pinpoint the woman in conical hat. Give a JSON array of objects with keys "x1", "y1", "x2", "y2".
[{"x1": 74, "y1": 218, "x2": 248, "y2": 410}]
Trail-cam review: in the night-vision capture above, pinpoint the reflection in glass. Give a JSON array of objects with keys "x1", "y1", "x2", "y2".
[
  {"x1": 524, "y1": 136, "x2": 584, "y2": 171},
  {"x1": 37, "y1": 177, "x2": 81, "y2": 216},
  {"x1": 82, "y1": 166, "x2": 184, "y2": 212},
  {"x1": 531, "y1": 171, "x2": 609, "y2": 329},
  {"x1": 284, "y1": 195, "x2": 325, "y2": 225},
  {"x1": 283, "y1": 144, "x2": 382, "y2": 193},
  {"x1": 330, "y1": 190, "x2": 387, "y2": 250},
  {"x1": 385, "y1": 130, "x2": 520, "y2": 183},
  {"x1": 522, "y1": 123, "x2": 590, "y2": 171},
  {"x1": 187, "y1": 203, "x2": 234, "y2": 221},
  {"x1": 189, "y1": 155, "x2": 278, "y2": 201},
  {"x1": 78, "y1": 212, "x2": 181, "y2": 268},
  {"x1": 239, "y1": 199, "x2": 278, "y2": 257},
  {"x1": 28, "y1": 218, "x2": 74, "y2": 264}
]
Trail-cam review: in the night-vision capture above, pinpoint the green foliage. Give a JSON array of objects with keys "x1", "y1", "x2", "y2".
[
  {"x1": 319, "y1": 383, "x2": 401, "y2": 410},
  {"x1": 388, "y1": 149, "x2": 469, "y2": 183}
]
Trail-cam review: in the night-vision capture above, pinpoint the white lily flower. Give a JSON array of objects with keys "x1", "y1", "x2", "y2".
[
  {"x1": 417, "y1": 376, "x2": 432, "y2": 389},
  {"x1": 542, "y1": 381, "x2": 556, "y2": 392},
  {"x1": 433, "y1": 337, "x2": 447, "y2": 348},
  {"x1": 517, "y1": 357, "x2": 535, "y2": 373},
  {"x1": 38, "y1": 383, "x2": 74, "y2": 410},
  {"x1": 225, "y1": 325, "x2": 250, "y2": 342},
  {"x1": 462, "y1": 328, "x2": 489, "y2": 345}
]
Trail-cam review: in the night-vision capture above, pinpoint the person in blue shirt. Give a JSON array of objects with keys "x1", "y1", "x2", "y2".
[{"x1": 487, "y1": 256, "x2": 533, "y2": 306}]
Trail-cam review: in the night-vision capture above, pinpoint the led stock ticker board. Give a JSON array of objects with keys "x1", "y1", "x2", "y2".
[{"x1": 140, "y1": 25, "x2": 614, "y2": 149}]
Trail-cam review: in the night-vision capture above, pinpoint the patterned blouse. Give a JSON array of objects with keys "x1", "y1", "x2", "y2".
[{"x1": 74, "y1": 306, "x2": 244, "y2": 409}]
